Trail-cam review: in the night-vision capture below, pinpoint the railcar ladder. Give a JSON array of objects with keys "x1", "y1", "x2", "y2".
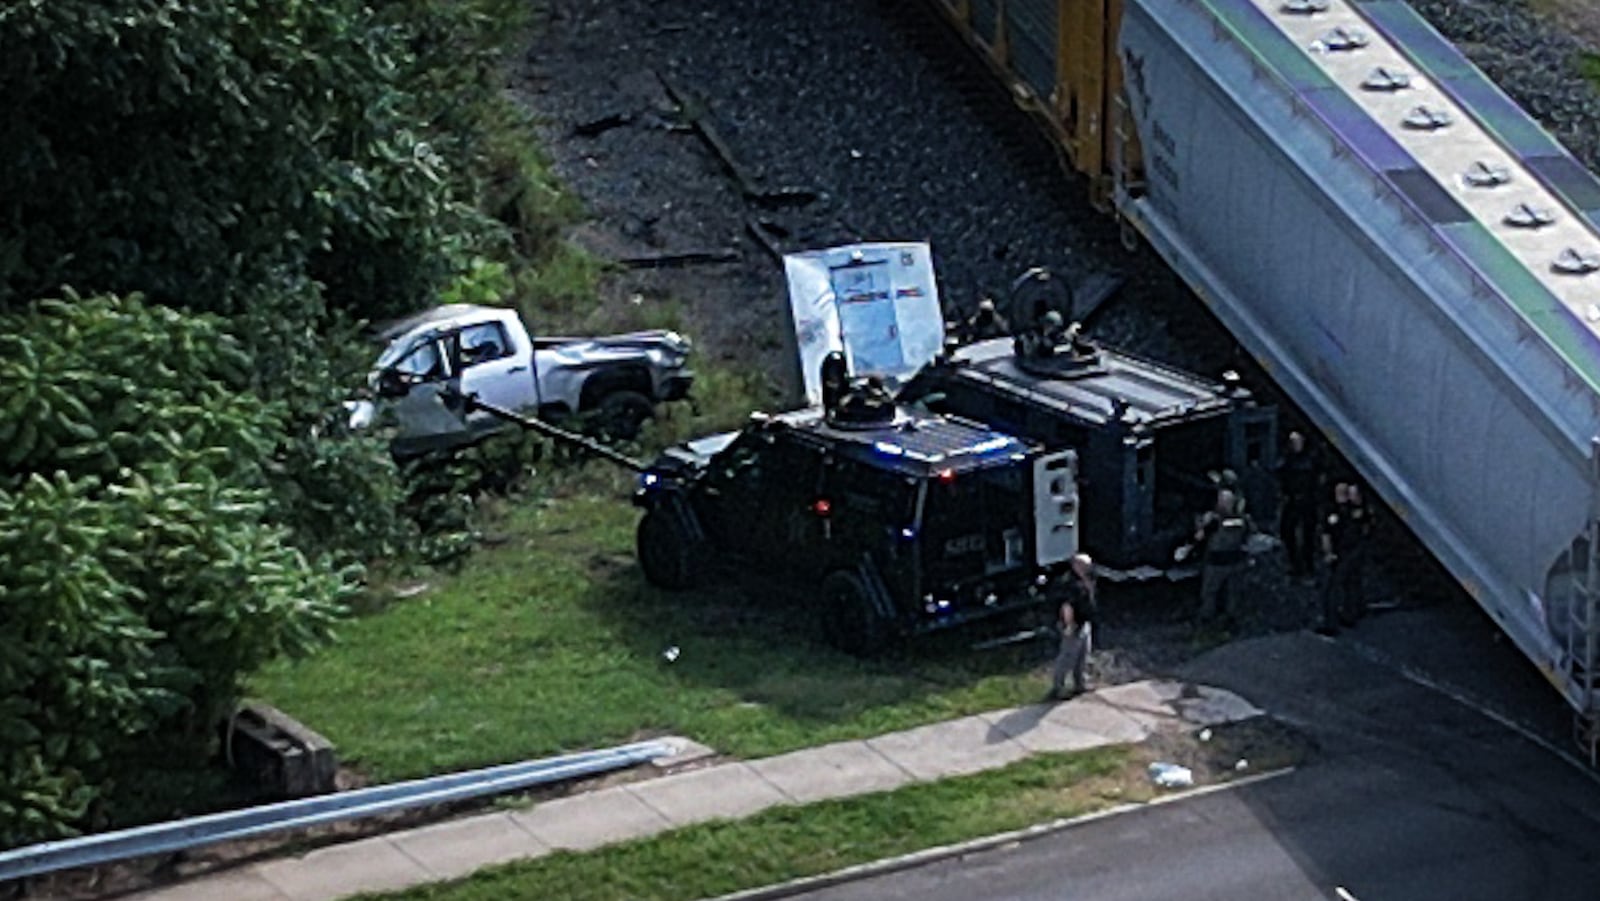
[
  {"x1": 1569, "y1": 440, "x2": 1600, "y2": 766},
  {"x1": 1569, "y1": 557, "x2": 1599, "y2": 766}
]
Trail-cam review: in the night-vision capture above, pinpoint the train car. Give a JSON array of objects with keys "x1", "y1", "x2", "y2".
[{"x1": 920, "y1": 0, "x2": 1600, "y2": 753}]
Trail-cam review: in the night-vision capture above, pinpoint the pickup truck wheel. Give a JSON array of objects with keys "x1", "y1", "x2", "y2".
[
  {"x1": 821, "y1": 570, "x2": 891, "y2": 656},
  {"x1": 637, "y1": 508, "x2": 700, "y2": 590},
  {"x1": 596, "y1": 390, "x2": 654, "y2": 441}
]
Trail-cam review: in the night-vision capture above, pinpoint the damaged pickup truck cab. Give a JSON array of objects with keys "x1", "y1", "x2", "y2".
[{"x1": 351, "y1": 304, "x2": 693, "y2": 457}]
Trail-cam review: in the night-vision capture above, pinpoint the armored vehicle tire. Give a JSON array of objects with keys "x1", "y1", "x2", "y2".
[
  {"x1": 596, "y1": 390, "x2": 655, "y2": 441},
  {"x1": 636, "y1": 508, "x2": 701, "y2": 590},
  {"x1": 820, "y1": 570, "x2": 892, "y2": 656}
]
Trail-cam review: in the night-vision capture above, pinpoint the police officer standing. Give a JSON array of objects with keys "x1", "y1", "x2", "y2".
[
  {"x1": 1050, "y1": 554, "x2": 1098, "y2": 700},
  {"x1": 1276, "y1": 430, "x2": 1320, "y2": 583},
  {"x1": 1318, "y1": 481, "x2": 1372, "y2": 635},
  {"x1": 1195, "y1": 488, "x2": 1251, "y2": 624}
]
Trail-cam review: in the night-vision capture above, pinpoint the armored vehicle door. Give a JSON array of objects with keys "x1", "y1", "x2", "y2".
[
  {"x1": 699, "y1": 433, "x2": 822, "y2": 565},
  {"x1": 784, "y1": 242, "x2": 944, "y2": 405},
  {"x1": 831, "y1": 259, "x2": 905, "y2": 376},
  {"x1": 921, "y1": 464, "x2": 1031, "y2": 582},
  {"x1": 815, "y1": 456, "x2": 920, "y2": 570},
  {"x1": 1033, "y1": 450, "x2": 1079, "y2": 567}
]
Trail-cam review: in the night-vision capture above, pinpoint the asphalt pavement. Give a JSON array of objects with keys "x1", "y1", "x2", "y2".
[{"x1": 778, "y1": 632, "x2": 1600, "y2": 901}]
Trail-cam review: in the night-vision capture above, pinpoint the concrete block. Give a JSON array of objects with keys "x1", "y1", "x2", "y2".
[
  {"x1": 254, "y1": 836, "x2": 430, "y2": 901},
  {"x1": 511, "y1": 785, "x2": 672, "y2": 851},
  {"x1": 866, "y1": 715, "x2": 1030, "y2": 781},
  {"x1": 388, "y1": 812, "x2": 550, "y2": 881},
  {"x1": 625, "y1": 762, "x2": 790, "y2": 826},
  {"x1": 748, "y1": 740, "x2": 915, "y2": 804},
  {"x1": 227, "y1": 702, "x2": 337, "y2": 798},
  {"x1": 649, "y1": 735, "x2": 717, "y2": 770}
]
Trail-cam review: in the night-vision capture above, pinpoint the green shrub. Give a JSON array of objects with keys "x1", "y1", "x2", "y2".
[{"x1": 0, "y1": 295, "x2": 350, "y2": 847}]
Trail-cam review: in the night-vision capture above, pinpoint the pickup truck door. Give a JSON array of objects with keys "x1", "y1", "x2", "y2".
[
  {"x1": 386, "y1": 334, "x2": 470, "y2": 446},
  {"x1": 455, "y1": 320, "x2": 536, "y2": 421}
]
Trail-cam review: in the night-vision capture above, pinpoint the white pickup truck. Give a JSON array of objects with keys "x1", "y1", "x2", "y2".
[{"x1": 349, "y1": 304, "x2": 693, "y2": 457}]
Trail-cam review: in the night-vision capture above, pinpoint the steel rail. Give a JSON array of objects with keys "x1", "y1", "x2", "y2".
[{"x1": 0, "y1": 739, "x2": 672, "y2": 883}]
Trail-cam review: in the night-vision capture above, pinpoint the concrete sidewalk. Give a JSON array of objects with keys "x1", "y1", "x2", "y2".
[{"x1": 131, "y1": 680, "x2": 1262, "y2": 901}]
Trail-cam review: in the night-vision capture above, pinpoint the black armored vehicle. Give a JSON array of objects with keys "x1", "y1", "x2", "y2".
[
  {"x1": 633, "y1": 399, "x2": 1079, "y2": 653},
  {"x1": 899, "y1": 332, "x2": 1278, "y2": 572}
]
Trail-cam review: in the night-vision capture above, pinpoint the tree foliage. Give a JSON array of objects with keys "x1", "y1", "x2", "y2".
[
  {"x1": 0, "y1": 0, "x2": 496, "y2": 320},
  {"x1": 0, "y1": 296, "x2": 349, "y2": 846},
  {"x1": 0, "y1": 0, "x2": 547, "y2": 845}
]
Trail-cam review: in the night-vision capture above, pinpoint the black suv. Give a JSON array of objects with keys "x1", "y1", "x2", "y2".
[{"x1": 633, "y1": 405, "x2": 1079, "y2": 653}]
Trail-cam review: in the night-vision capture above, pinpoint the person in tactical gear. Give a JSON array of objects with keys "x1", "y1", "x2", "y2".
[
  {"x1": 831, "y1": 374, "x2": 895, "y2": 425},
  {"x1": 1195, "y1": 488, "x2": 1251, "y2": 623},
  {"x1": 964, "y1": 297, "x2": 1010, "y2": 341},
  {"x1": 1017, "y1": 309, "x2": 1069, "y2": 360},
  {"x1": 1275, "y1": 430, "x2": 1320, "y2": 581},
  {"x1": 1040, "y1": 310, "x2": 1068, "y2": 350},
  {"x1": 820, "y1": 351, "x2": 849, "y2": 413},
  {"x1": 1317, "y1": 481, "x2": 1372, "y2": 635}
]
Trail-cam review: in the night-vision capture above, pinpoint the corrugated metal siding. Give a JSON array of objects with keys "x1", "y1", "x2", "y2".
[
  {"x1": 969, "y1": 356, "x2": 1232, "y2": 422},
  {"x1": 1006, "y1": 0, "x2": 1059, "y2": 102},
  {"x1": 1121, "y1": 0, "x2": 1599, "y2": 710},
  {"x1": 970, "y1": 0, "x2": 1000, "y2": 46}
]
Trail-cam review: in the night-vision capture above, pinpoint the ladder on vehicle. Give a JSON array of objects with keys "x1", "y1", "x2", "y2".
[{"x1": 1565, "y1": 441, "x2": 1600, "y2": 766}]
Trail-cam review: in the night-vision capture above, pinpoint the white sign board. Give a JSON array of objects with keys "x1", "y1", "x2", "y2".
[{"x1": 784, "y1": 242, "x2": 944, "y2": 406}]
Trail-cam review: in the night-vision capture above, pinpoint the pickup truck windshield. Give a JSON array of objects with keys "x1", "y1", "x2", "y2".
[{"x1": 381, "y1": 335, "x2": 447, "y2": 380}]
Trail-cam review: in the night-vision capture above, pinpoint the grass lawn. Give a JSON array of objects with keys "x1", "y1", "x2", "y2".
[
  {"x1": 361, "y1": 745, "x2": 1145, "y2": 901},
  {"x1": 1582, "y1": 52, "x2": 1600, "y2": 89},
  {"x1": 250, "y1": 460, "x2": 1061, "y2": 781}
]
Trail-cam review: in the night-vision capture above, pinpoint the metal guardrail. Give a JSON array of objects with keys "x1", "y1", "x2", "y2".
[{"x1": 0, "y1": 739, "x2": 674, "y2": 884}]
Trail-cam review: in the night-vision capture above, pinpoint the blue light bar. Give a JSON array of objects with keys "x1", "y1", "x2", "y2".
[
  {"x1": 875, "y1": 440, "x2": 940, "y2": 463},
  {"x1": 969, "y1": 436, "x2": 1015, "y2": 455}
]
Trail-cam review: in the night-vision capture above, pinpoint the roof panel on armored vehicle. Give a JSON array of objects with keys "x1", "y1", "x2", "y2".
[
  {"x1": 769, "y1": 406, "x2": 1029, "y2": 475},
  {"x1": 940, "y1": 338, "x2": 1237, "y2": 427}
]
